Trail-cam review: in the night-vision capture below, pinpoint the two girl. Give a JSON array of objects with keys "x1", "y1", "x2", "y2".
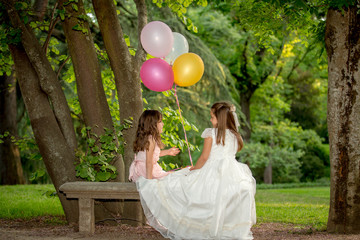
[{"x1": 130, "y1": 102, "x2": 256, "y2": 240}]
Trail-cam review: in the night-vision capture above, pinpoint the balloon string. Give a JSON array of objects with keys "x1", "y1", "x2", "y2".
[{"x1": 174, "y1": 85, "x2": 193, "y2": 166}]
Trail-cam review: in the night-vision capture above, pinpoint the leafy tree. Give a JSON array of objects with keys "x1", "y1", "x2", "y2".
[
  {"x1": 0, "y1": 0, "x2": 208, "y2": 225},
  {"x1": 235, "y1": 0, "x2": 360, "y2": 233},
  {"x1": 188, "y1": 4, "x2": 288, "y2": 141}
]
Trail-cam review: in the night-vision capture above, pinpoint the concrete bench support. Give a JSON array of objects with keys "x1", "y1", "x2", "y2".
[{"x1": 59, "y1": 181, "x2": 140, "y2": 234}]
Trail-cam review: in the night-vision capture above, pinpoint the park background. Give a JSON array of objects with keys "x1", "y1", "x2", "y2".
[{"x1": 1, "y1": 0, "x2": 359, "y2": 238}]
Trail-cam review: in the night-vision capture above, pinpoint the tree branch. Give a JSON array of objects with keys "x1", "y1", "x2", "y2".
[
  {"x1": 3, "y1": 0, "x2": 78, "y2": 152},
  {"x1": 42, "y1": 2, "x2": 59, "y2": 54},
  {"x1": 134, "y1": 0, "x2": 147, "y2": 65}
]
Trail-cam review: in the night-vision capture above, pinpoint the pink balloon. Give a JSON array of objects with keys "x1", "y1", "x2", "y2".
[
  {"x1": 141, "y1": 21, "x2": 173, "y2": 58},
  {"x1": 140, "y1": 58, "x2": 174, "y2": 92}
]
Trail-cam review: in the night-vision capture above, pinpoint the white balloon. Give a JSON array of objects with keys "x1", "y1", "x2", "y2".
[
  {"x1": 165, "y1": 32, "x2": 189, "y2": 65},
  {"x1": 140, "y1": 21, "x2": 174, "y2": 58}
]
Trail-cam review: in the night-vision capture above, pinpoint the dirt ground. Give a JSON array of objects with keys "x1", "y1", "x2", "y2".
[{"x1": 1, "y1": 216, "x2": 360, "y2": 240}]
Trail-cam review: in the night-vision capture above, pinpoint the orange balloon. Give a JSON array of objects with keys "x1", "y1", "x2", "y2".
[{"x1": 172, "y1": 53, "x2": 204, "y2": 87}]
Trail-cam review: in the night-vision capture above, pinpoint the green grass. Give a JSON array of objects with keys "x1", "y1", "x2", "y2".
[
  {"x1": 256, "y1": 187, "x2": 330, "y2": 230},
  {"x1": 0, "y1": 184, "x2": 64, "y2": 219},
  {"x1": 0, "y1": 184, "x2": 330, "y2": 230}
]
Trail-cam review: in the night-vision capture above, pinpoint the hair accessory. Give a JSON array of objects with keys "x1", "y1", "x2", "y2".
[{"x1": 230, "y1": 105, "x2": 240, "y2": 131}]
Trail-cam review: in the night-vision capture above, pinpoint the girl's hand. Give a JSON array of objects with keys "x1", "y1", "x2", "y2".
[{"x1": 168, "y1": 147, "x2": 180, "y2": 156}]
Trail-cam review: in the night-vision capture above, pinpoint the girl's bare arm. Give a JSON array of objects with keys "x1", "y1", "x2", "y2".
[
  {"x1": 146, "y1": 138, "x2": 156, "y2": 179},
  {"x1": 190, "y1": 137, "x2": 212, "y2": 170},
  {"x1": 160, "y1": 147, "x2": 180, "y2": 157}
]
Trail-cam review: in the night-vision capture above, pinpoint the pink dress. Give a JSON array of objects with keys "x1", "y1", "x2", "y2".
[{"x1": 129, "y1": 144, "x2": 170, "y2": 182}]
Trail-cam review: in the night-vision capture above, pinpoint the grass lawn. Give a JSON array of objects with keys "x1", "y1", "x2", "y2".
[
  {"x1": 255, "y1": 187, "x2": 330, "y2": 230},
  {"x1": 0, "y1": 184, "x2": 330, "y2": 229},
  {"x1": 0, "y1": 184, "x2": 64, "y2": 219}
]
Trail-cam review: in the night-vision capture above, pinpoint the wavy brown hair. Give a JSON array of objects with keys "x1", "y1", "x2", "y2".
[
  {"x1": 211, "y1": 102, "x2": 243, "y2": 151},
  {"x1": 133, "y1": 110, "x2": 164, "y2": 153}
]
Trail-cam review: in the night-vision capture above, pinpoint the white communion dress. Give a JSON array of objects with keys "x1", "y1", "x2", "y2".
[{"x1": 136, "y1": 128, "x2": 256, "y2": 240}]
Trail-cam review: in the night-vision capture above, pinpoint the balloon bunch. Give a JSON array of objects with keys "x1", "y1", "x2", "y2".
[
  {"x1": 140, "y1": 21, "x2": 204, "y2": 166},
  {"x1": 140, "y1": 21, "x2": 204, "y2": 92}
]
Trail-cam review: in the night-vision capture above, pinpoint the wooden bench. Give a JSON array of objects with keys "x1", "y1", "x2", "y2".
[{"x1": 59, "y1": 181, "x2": 140, "y2": 234}]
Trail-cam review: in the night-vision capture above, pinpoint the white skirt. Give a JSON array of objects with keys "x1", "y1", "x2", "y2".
[{"x1": 136, "y1": 157, "x2": 256, "y2": 240}]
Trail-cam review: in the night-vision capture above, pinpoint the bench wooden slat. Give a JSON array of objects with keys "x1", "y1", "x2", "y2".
[{"x1": 59, "y1": 181, "x2": 140, "y2": 199}]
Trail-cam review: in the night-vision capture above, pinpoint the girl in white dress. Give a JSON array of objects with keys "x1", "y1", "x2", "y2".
[{"x1": 136, "y1": 102, "x2": 256, "y2": 240}]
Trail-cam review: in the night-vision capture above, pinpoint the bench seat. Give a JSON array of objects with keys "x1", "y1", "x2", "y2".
[{"x1": 59, "y1": 181, "x2": 140, "y2": 234}]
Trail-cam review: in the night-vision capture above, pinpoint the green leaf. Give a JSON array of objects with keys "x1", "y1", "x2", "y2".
[
  {"x1": 72, "y1": 24, "x2": 82, "y2": 31},
  {"x1": 97, "y1": 171, "x2": 111, "y2": 181},
  {"x1": 71, "y1": 3, "x2": 78, "y2": 12},
  {"x1": 87, "y1": 138, "x2": 95, "y2": 147},
  {"x1": 91, "y1": 146, "x2": 99, "y2": 153},
  {"x1": 79, "y1": 168, "x2": 88, "y2": 178}
]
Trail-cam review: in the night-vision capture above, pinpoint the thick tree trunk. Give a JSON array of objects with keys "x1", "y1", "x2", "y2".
[
  {"x1": 92, "y1": 0, "x2": 146, "y2": 181},
  {"x1": 59, "y1": 0, "x2": 124, "y2": 222},
  {"x1": 0, "y1": 73, "x2": 25, "y2": 185},
  {"x1": 240, "y1": 93, "x2": 252, "y2": 142},
  {"x1": 92, "y1": 0, "x2": 147, "y2": 226},
  {"x1": 9, "y1": 44, "x2": 79, "y2": 224},
  {"x1": 325, "y1": 7, "x2": 360, "y2": 234},
  {"x1": 3, "y1": 0, "x2": 79, "y2": 223},
  {"x1": 59, "y1": 0, "x2": 114, "y2": 135}
]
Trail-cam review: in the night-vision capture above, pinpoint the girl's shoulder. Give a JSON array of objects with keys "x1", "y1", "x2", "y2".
[{"x1": 201, "y1": 128, "x2": 214, "y2": 138}]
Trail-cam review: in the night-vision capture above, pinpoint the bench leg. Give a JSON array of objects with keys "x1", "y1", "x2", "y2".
[{"x1": 78, "y1": 198, "x2": 94, "y2": 234}]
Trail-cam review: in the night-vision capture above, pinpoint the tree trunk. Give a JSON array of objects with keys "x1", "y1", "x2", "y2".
[
  {"x1": 59, "y1": 0, "x2": 125, "y2": 222},
  {"x1": 59, "y1": 0, "x2": 114, "y2": 136},
  {"x1": 3, "y1": 0, "x2": 79, "y2": 223},
  {"x1": 240, "y1": 93, "x2": 252, "y2": 142},
  {"x1": 325, "y1": 6, "x2": 360, "y2": 234},
  {"x1": 263, "y1": 160, "x2": 272, "y2": 184},
  {"x1": 9, "y1": 44, "x2": 79, "y2": 224},
  {"x1": 92, "y1": 0, "x2": 146, "y2": 181},
  {"x1": 0, "y1": 73, "x2": 25, "y2": 185},
  {"x1": 92, "y1": 0, "x2": 147, "y2": 226}
]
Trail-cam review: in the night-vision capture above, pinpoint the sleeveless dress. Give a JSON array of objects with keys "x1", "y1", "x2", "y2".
[
  {"x1": 136, "y1": 128, "x2": 256, "y2": 240},
  {"x1": 129, "y1": 144, "x2": 170, "y2": 182}
]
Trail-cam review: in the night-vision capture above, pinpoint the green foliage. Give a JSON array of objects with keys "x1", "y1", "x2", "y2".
[
  {"x1": 244, "y1": 120, "x2": 329, "y2": 183},
  {"x1": 0, "y1": 130, "x2": 50, "y2": 183},
  {"x1": 75, "y1": 126, "x2": 128, "y2": 182},
  {"x1": 146, "y1": 92, "x2": 200, "y2": 169},
  {"x1": 239, "y1": 142, "x2": 303, "y2": 183},
  {"x1": 152, "y1": 0, "x2": 208, "y2": 32}
]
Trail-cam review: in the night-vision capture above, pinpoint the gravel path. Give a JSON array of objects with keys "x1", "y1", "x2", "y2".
[{"x1": 1, "y1": 217, "x2": 360, "y2": 240}]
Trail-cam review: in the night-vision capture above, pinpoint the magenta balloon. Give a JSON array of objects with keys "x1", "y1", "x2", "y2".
[
  {"x1": 140, "y1": 21, "x2": 174, "y2": 58},
  {"x1": 140, "y1": 58, "x2": 174, "y2": 92}
]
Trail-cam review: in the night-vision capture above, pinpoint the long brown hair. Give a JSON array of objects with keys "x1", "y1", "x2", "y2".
[
  {"x1": 211, "y1": 102, "x2": 243, "y2": 151},
  {"x1": 133, "y1": 110, "x2": 164, "y2": 153}
]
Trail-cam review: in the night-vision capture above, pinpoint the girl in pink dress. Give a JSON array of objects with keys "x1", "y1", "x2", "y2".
[{"x1": 129, "y1": 110, "x2": 180, "y2": 182}]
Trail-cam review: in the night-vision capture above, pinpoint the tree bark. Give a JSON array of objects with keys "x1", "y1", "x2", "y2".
[
  {"x1": 59, "y1": 0, "x2": 124, "y2": 221},
  {"x1": 325, "y1": 6, "x2": 360, "y2": 234},
  {"x1": 92, "y1": 0, "x2": 147, "y2": 226},
  {"x1": 92, "y1": 0, "x2": 146, "y2": 181},
  {"x1": 2, "y1": 0, "x2": 79, "y2": 223},
  {"x1": 1, "y1": 0, "x2": 77, "y2": 153},
  {"x1": 263, "y1": 160, "x2": 272, "y2": 184},
  {"x1": 9, "y1": 44, "x2": 79, "y2": 224},
  {"x1": 59, "y1": 0, "x2": 114, "y2": 136},
  {"x1": 0, "y1": 73, "x2": 25, "y2": 185},
  {"x1": 240, "y1": 93, "x2": 252, "y2": 142}
]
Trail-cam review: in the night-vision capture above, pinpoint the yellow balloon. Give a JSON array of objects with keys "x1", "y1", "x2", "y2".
[{"x1": 172, "y1": 53, "x2": 204, "y2": 87}]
